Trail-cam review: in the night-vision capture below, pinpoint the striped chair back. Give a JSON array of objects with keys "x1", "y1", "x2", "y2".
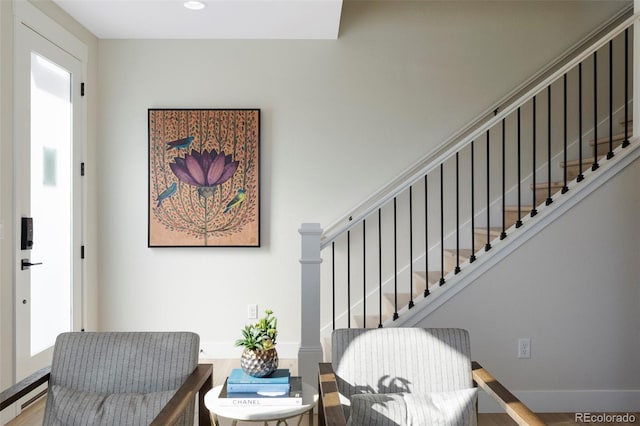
[{"x1": 43, "y1": 331, "x2": 199, "y2": 425}]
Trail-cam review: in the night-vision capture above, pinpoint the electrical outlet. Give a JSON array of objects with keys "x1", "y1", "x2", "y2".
[
  {"x1": 247, "y1": 304, "x2": 258, "y2": 319},
  {"x1": 518, "y1": 338, "x2": 531, "y2": 359}
]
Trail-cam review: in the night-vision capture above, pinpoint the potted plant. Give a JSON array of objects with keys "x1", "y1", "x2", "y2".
[{"x1": 235, "y1": 309, "x2": 279, "y2": 377}]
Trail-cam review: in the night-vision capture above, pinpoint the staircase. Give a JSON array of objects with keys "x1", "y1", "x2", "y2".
[
  {"x1": 351, "y1": 125, "x2": 632, "y2": 332},
  {"x1": 298, "y1": 10, "x2": 640, "y2": 382}
]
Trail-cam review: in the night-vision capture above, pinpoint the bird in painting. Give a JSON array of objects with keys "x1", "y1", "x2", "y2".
[
  {"x1": 156, "y1": 182, "x2": 177, "y2": 207},
  {"x1": 224, "y1": 188, "x2": 246, "y2": 213},
  {"x1": 166, "y1": 136, "x2": 194, "y2": 150}
]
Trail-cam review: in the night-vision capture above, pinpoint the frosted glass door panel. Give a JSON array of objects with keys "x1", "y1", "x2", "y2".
[{"x1": 29, "y1": 52, "x2": 72, "y2": 355}]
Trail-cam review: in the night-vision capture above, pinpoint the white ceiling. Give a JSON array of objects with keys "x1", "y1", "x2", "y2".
[{"x1": 52, "y1": 0, "x2": 343, "y2": 40}]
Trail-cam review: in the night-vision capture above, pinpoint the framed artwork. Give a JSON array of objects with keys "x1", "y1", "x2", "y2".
[{"x1": 148, "y1": 109, "x2": 260, "y2": 247}]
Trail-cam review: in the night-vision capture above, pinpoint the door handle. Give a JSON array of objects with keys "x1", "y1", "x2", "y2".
[{"x1": 21, "y1": 259, "x2": 43, "y2": 270}]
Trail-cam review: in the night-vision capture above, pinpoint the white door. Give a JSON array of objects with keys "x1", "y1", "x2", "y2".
[{"x1": 14, "y1": 20, "x2": 83, "y2": 383}]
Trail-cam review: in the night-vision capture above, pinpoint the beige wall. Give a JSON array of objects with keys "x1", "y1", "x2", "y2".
[{"x1": 96, "y1": 0, "x2": 627, "y2": 364}]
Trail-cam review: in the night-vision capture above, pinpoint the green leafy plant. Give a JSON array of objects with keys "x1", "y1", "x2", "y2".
[{"x1": 235, "y1": 309, "x2": 278, "y2": 350}]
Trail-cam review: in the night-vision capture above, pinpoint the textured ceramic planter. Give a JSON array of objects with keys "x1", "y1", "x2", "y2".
[{"x1": 240, "y1": 347, "x2": 279, "y2": 377}]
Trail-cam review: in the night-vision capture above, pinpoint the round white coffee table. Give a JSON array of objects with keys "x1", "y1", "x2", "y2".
[{"x1": 204, "y1": 382, "x2": 317, "y2": 426}]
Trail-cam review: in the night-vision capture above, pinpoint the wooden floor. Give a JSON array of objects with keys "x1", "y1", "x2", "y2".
[
  {"x1": 7, "y1": 398, "x2": 637, "y2": 426},
  {"x1": 6, "y1": 396, "x2": 639, "y2": 426},
  {"x1": 5, "y1": 359, "x2": 638, "y2": 425}
]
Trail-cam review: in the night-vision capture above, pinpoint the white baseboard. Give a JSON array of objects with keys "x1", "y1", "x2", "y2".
[
  {"x1": 198, "y1": 341, "x2": 300, "y2": 360},
  {"x1": 479, "y1": 389, "x2": 640, "y2": 413}
]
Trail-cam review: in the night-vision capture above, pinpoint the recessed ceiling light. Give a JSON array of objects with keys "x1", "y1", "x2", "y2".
[{"x1": 184, "y1": 1, "x2": 205, "y2": 10}]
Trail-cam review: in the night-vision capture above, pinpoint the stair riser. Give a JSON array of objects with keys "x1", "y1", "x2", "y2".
[
  {"x1": 352, "y1": 315, "x2": 381, "y2": 329},
  {"x1": 565, "y1": 166, "x2": 583, "y2": 181},
  {"x1": 412, "y1": 274, "x2": 437, "y2": 294},
  {"x1": 504, "y1": 210, "x2": 519, "y2": 228},
  {"x1": 383, "y1": 292, "x2": 422, "y2": 315},
  {"x1": 474, "y1": 231, "x2": 495, "y2": 248},
  {"x1": 414, "y1": 270, "x2": 441, "y2": 289},
  {"x1": 564, "y1": 162, "x2": 601, "y2": 180},
  {"x1": 474, "y1": 232, "x2": 489, "y2": 249},
  {"x1": 591, "y1": 139, "x2": 625, "y2": 156},
  {"x1": 474, "y1": 230, "x2": 501, "y2": 248},
  {"x1": 532, "y1": 187, "x2": 562, "y2": 206},
  {"x1": 443, "y1": 250, "x2": 475, "y2": 272},
  {"x1": 443, "y1": 252, "x2": 459, "y2": 272}
]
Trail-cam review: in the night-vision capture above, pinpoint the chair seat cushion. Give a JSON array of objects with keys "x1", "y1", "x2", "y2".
[
  {"x1": 45, "y1": 385, "x2": 176, "y2": 426},
  {"x1": 346, "y1": 388, "x2": 478, "y2": 426}
]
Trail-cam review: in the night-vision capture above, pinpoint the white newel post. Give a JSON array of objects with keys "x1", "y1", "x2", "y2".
[{"x1": 298, "y1": 223, "x2": 324, "y2": 388}]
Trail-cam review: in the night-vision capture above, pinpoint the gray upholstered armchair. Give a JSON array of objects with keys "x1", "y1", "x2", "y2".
[
  {"x1": 0, "y1": 332, "x2": 213, "y2": 425},
  {"x1": 318, "y1": 328, "x2": 545, "y2": 426}
]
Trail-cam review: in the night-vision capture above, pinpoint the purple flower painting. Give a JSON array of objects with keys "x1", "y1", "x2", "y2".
[
  {"x1": 148, "y1": 109, "x2": 260, "y2": 247},
  {"x1": 170, "y1": 149, "x2": 239, "y2": 197}
]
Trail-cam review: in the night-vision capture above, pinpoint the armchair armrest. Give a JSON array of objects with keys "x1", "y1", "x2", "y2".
[
  {"x1": 318, "y1": 362, "x2": 347, "y2": 426},
  {"x1": 150, "y1": 363, "x2": 213, "y2": 426},
  {"x1": 472, "y1": 361, "x2": 545, "y2": 426},
  {"x1": 0, "y1": 366, "x2": 51, "y2": 412}
]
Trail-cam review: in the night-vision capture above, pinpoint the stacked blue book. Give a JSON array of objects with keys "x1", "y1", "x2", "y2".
[
  {"x1": 214, "y1": 369, "x2": 303, "y2": 406},
  {"x1": 227, "y1": 368, "x2": 291, "y2": 394}
]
